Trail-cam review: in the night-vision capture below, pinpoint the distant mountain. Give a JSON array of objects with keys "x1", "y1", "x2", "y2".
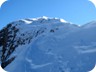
[{"x1": 0, "y1": 17, "x2": 96, "y2": 72}]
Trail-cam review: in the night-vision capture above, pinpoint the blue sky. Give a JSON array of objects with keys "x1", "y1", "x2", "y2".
[{"x1": 0, "y1": 0, "x2": 96, "y2": 29}]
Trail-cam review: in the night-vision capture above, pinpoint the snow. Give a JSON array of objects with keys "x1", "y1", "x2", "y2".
[
  {"x1": 42, "y1": 16, "x2": 48, "y2": 20},
  {"x1": 21, "y1": 19, "x2": 32, "y2": 24},
  {"x1": 0, "y1": 65, "x2": 7, "y2": 72},
  {"x1": 89, "y1": 64, "x2": 96, "y2": 72},
  {"x1": 60, "y1": 18, "x2": 67, "y2": 23},
  {"x1": 82, "y1": 21, "x2": 96, "y2": 28},
  {"x1": 0, "y1": 17, "x2": 96, "y2": 72},
  {"x1": 74, "y1": 44, "x2": 96, "y2": 54}
]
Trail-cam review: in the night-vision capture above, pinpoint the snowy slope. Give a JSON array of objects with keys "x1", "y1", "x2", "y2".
[{"x1": 0, "y1": 17, "x2": 96, "y2": 72}]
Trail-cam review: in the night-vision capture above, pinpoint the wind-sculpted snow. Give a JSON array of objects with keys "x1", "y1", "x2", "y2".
[{"x1": 0, "y1": 17, "x2": 96, "y2": 72}]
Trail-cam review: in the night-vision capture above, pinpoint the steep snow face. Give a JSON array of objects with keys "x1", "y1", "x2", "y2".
[
  {"x1": 1, "y1": 17, "x2": 96, "y2": 72},
  {"x1": 0, "y1": 17, "x2": 78, "y2": 69}
]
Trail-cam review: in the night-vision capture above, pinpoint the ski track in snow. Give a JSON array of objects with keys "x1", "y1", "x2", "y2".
[{"x1": 26, "y1": 58, "x2": 52, "y2": 69}]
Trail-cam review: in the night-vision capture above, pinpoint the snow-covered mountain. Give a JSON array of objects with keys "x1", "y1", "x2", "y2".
[{"x1": 0, "y1": 17, "x2": 96, "y2": 72}]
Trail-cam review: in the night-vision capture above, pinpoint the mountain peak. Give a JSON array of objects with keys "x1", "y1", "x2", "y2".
[
  {"x1": 20, "y1": 16, "x2": 68, "y2": 24},
  {"x1": 1, "y1": 17, "x2": 96, "y2": 72}
]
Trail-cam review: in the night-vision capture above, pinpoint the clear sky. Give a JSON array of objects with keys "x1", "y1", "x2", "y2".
[{"x1": 0, "y1": 0, "x2": 96, "y2": 29}]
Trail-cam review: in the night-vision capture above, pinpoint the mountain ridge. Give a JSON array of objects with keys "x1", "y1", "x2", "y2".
[{"x1": 0, "y1": 17, "x2": 96, "y2": 72}]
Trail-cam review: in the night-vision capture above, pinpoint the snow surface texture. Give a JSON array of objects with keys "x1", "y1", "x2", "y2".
[
  {"x1": 0, "y1": 16, "x2": 96, "y2": 72},
  {"x1": 89, "y1": 64, "x2": 96, "y2": 72},
  {"x1": 0, "y1": 65, "x2": 7, "y2": 72}
]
